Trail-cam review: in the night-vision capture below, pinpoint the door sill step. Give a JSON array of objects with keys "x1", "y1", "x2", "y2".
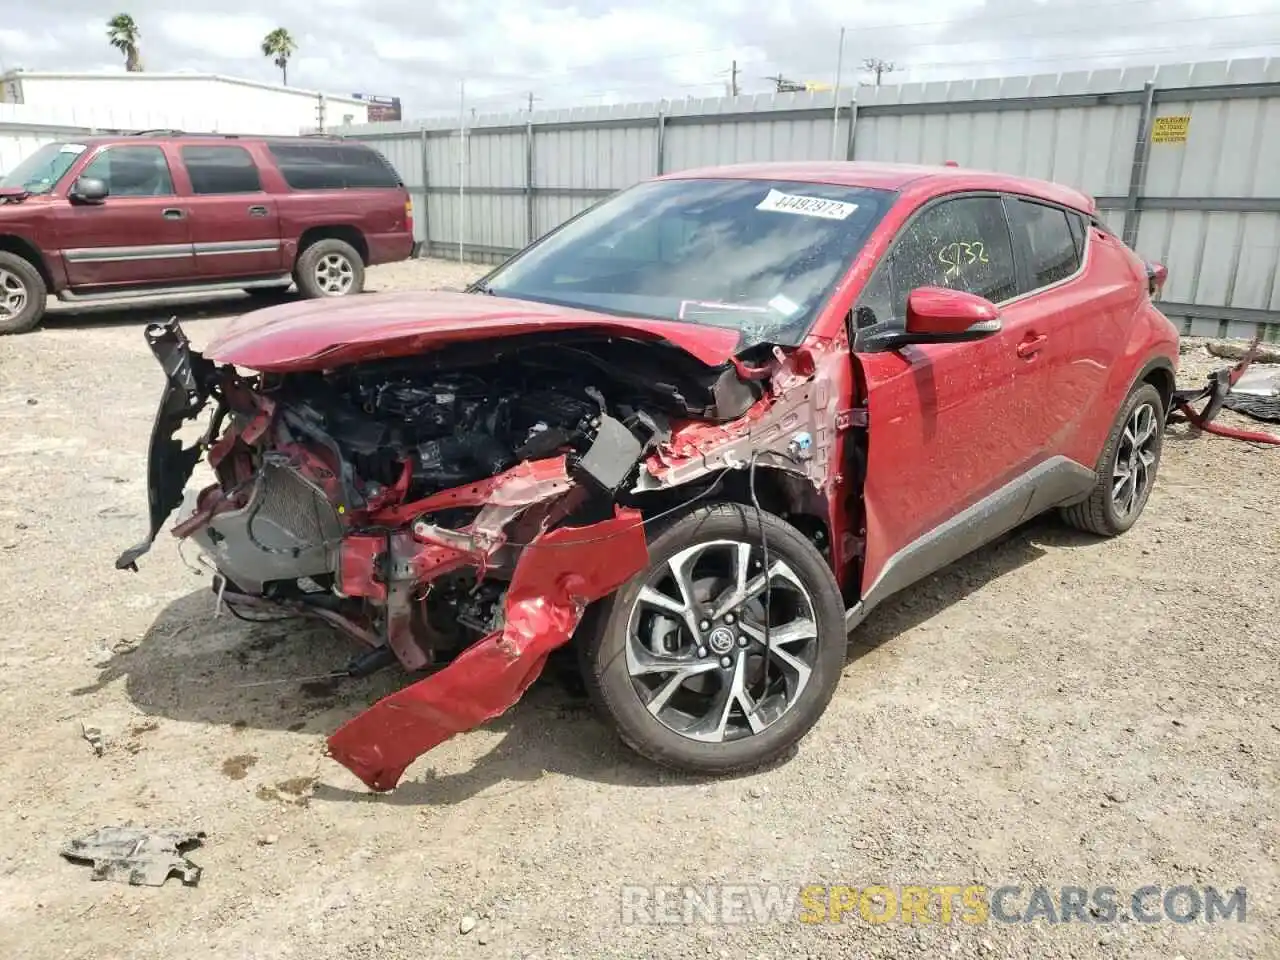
[{"x1": 57, "y1": 275, "x2": 293, "y2": 303}]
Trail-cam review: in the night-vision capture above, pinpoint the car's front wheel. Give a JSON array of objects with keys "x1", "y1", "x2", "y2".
[
  {"x1": 0, "y1": 251, "x2": 48, "y2": 335},
  {"x1": 581, "y1": 503, "x2": 846, "y2": 774},
  {"x1": 1061, "y1": 382, "x2": 1165, "y2": 536}
]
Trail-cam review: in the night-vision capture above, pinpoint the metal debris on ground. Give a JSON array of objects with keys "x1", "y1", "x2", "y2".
[
  {"x1": 1169, "y1": 337, "x2": 1280, "y2": 444},
  {"x1": 81, "y1": 723, "x2": 105, "y2": 757},
  {"x1": 1222, "y1": 367, "x2": 1280, "y2": 423},
  {"x1": 1206, "y1": 339, "x2": 1280, "y2": 365},
  {"x1": 61, "y1": 826, "x2": 205, "y2": 887}
]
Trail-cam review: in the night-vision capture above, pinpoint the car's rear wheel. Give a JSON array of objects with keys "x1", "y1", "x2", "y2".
[
  {"x1": 0, "y1": 252, "x2": 48, "y2": 335},
  {"x1": 1061, "y1": 382, "x2": 1164, "y2": 536},
  {"x1": 294, "y1": 239, "x2": 365, "y2": 298},
  {"x1": 581, "y1": 503, "x2": 846, "y2": 775}
]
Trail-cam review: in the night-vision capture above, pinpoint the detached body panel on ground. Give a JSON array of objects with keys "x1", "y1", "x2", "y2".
[{"x1": 116, "y1": 161, "x2": 1180, "y2": 790}]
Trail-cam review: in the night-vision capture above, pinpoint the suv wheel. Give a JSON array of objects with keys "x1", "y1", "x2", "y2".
[
  {"x1": 581, "y1": 503, "x2": 846, "y2": 775},
  {"x1": 295, "y1": 239, "x2": 365, "y2": 298},
  {"x1": 0, "y1": 252, "x2": 48, "y2": 335},
  {"x1": 1061, "y1": 382, "x2": 1165, "y2": 536}
]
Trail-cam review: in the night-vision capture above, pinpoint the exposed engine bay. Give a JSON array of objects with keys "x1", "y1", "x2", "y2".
[
  {"x1": 117, "y1": 316, "x2": 847, "y2": 791},
  {"x1": 274, "y1": 339, "x2": 710, "y2": 503}
]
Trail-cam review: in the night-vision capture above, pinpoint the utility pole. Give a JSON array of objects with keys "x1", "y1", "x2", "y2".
[
  {"x1": 730, "y1": 59, "x2": 739, "y2": 97},
  {"x1": 830, "y1": 27, "x2": 845, "y2": 160},
  {"x1": 457, "y1": 80, "x2": 466, "y2": 264},
  {"x1": 862, "y1": 58, "x2": 897, "y2": 87}
]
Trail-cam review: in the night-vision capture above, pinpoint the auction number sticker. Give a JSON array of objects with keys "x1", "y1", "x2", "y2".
[{"x1": 756, "y1": 189, "x2": 858, "y2": 220}]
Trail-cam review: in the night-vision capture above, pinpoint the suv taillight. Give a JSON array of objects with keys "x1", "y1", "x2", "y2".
[
  {"x1": 404, "y1": 198, "x2": 414, "y2": 235},
  {"x1": 1145, "y1": 260, "x2": 1167, "y2": 299}
]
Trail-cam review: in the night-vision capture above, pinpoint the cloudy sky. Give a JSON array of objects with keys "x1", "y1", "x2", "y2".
[{"x1": 1, "y1": 0, "x2": 1277, "y2": 117}]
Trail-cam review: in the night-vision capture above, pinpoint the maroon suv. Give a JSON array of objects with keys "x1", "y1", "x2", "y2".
[{"x1": 0, "y1": 132, "x2": 416, "y2": 333}]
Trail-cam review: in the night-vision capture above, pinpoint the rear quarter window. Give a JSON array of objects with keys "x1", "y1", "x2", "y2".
[
  {"x1": 1008, "y1": 197, "x2": 1082, "y2": 290},
  {"x1": 267, "y1": 142, "x2": 402, "y2": 190}
]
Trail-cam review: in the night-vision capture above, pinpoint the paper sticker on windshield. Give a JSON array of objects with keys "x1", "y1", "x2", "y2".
[
  {"x1": 768, "y1": 294, "x2": 801, "y2": 317},
  {"x1": 756, "y1": 189, "x2": 857, "y2": 220},
  {"x1": 678, "y1": 300, "x2": 771, "y2": 322},
  {"x1": 60, "y1": 143, "x2": 86, "y2": 153}
]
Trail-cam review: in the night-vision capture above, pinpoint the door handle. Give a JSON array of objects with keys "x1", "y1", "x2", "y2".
[
  {"x1": 248, "y1": 205, "x2": 269, "y2": 217},
  {"x1": 1016, "y1": 334, "x2": 1048, "y2": 358},
  {"x1": 161, "y1": 208, "x2": 185, "y2": 220}
]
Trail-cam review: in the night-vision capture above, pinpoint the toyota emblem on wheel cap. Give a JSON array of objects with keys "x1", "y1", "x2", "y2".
[{"x1": 707, "y1": 626, "x2": 736, "y2": 655}]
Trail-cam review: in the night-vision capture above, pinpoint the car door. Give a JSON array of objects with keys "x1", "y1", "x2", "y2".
[
  {"x1": 176, "y1": 144, "x2": 284, "y2": 279},
  {"x1": 1000, "y1": 195, "x2": 1100, "y2": 463},
  {"x1": 53, "y1": 144, "x2": 194, "y2": 290},
  {"x1": 851, "y1": 193, "x2": 1047, "y2": 604}
]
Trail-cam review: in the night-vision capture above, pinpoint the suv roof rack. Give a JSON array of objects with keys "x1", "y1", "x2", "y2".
[{"x1": 127, "y1": 129, "x2": 187, "y2": 137}]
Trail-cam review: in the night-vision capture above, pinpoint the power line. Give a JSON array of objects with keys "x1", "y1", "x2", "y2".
[
  {"x1": 461, "y1": 0, "x2": 1273, "y2": 98},
  {"x1": 899, "y1": 37, "x2": 1280, "y2": 72},
  {"x1": 439, "y1": 16, "x2": 1279, "y2": 115}
]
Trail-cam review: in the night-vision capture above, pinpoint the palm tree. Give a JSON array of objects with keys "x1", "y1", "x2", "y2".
[
  {"x1": 262, "y1": 28, "x2": 297, "y2": 85},
  {"x1": 107, "y1": 14, "x2": 142, "y2": 73}
]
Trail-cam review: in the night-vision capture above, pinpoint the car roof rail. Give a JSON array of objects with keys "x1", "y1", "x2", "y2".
[{"x1": 128, "y1": 129, "x2": 187, "y2": 137}]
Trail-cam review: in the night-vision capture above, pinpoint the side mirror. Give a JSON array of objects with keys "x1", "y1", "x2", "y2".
[
  {"x1": 860, "y1": 287, "x2": 1002, "y2": 351},
  {"x1": 70, "y1": 177, "x2": 109, "y2": 204},
  {"x1": 904, "y1": 287, "x2": 1001, "y2": 340}
]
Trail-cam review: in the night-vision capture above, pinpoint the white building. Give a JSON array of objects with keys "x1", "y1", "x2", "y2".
[{"x1": 0, "y1": 70, "x2": 369, "y2": 136}]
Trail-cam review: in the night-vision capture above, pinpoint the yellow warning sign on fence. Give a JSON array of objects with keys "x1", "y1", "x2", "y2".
[{"x1": 1152, "y1": 115, "x2": 1191, "y2": 144}]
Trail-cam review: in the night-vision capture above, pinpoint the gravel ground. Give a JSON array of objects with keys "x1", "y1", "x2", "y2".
[{"x1": 0, "y1": 260, "x2": 1276, "y2": 960}]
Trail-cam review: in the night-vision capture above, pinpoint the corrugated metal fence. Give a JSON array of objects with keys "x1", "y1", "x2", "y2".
[{"x1": 337, "y1": 57, "x2": 1280, "y2": 340}]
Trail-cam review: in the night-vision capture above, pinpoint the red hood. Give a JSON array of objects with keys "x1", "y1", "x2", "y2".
[{"x1": 205, "y1": 291, "x2": 743, "y2": 370}]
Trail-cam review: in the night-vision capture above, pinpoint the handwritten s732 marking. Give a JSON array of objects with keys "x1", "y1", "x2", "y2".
[{"x1": 938, "y1": 240, "x2": 990, "y2": 279}]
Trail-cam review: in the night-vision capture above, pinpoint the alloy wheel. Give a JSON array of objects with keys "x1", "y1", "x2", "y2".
[
  {"x1": 624, "y1": 538, "x2": 819, "y2": 744},
  {"x1": 0, "y1": 268, "x2": 28, "y2": 320},
  {"x1": 1112, "y1": 400, "x2": 1159, "y2": 518},
  {"x1": 314, "y1": 253, "x2": 354, "y2": 295}
]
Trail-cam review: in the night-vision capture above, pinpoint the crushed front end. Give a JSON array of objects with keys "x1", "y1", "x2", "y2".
[{"x1": 118, "y1": 317, "x2": 814, "y2": 789}]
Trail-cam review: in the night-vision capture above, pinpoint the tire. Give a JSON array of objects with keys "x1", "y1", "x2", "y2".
[
  {"x1": 0, "y1": 251, "x2": 48, "y2": 335},
  {"x1": 294, "y1": 239, "x2": 365, "y2": 299},
  {"x1": 1060, "y1": 382, "x2": 1164, "y2": 537},
  {"x1": 581, "y1": 502, "x2": 846, "y2": 775}
]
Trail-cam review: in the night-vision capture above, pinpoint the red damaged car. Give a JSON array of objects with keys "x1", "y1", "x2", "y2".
[{"x1": 118, "y1": 161, "x2": 1178, "y2": 791}]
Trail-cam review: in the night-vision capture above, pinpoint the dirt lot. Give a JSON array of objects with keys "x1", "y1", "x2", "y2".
[{"x1": 0, "y1": 260, "x2": 1276, "y2": 960}]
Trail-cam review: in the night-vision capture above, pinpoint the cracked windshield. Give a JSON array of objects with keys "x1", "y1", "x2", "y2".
[{"x1": 481, "y1": 177, "x2": 894, "y2": 348}]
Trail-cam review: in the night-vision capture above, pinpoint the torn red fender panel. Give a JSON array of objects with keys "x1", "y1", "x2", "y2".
[{"x1": 326, "y1": 508, "x2": 649, "y2": 791}]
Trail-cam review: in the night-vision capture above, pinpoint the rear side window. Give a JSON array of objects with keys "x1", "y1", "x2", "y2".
[
  {"x1": 181, "y1": 145, "x2": 262, "y2": 194},
  {"x1": 1009, "y1": 198, "x2": 1082, "y2": 290},
  {"x1": 266, "y1": 142, "x2": 401, "y2": 190},
  {"x1": 856, "y1": 195, "x2": 1017, "y2": 328}
]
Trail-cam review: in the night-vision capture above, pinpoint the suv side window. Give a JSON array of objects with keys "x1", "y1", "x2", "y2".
[
  {"x1": 78, "y1": 146, "x2": 174, "y2": 197},
  {"x1": 267, "y1": 142, "x2": 401, "y2": 190},
  {"x1": 1008, "y1": 197, "x2": 1081, "y2": 290},
  {"x1": 855, "y1": 195, "x2": 1017, "y2": 328},
  {"x1": 180, "y1": 145, "x2": 262, "y2": 195}
]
